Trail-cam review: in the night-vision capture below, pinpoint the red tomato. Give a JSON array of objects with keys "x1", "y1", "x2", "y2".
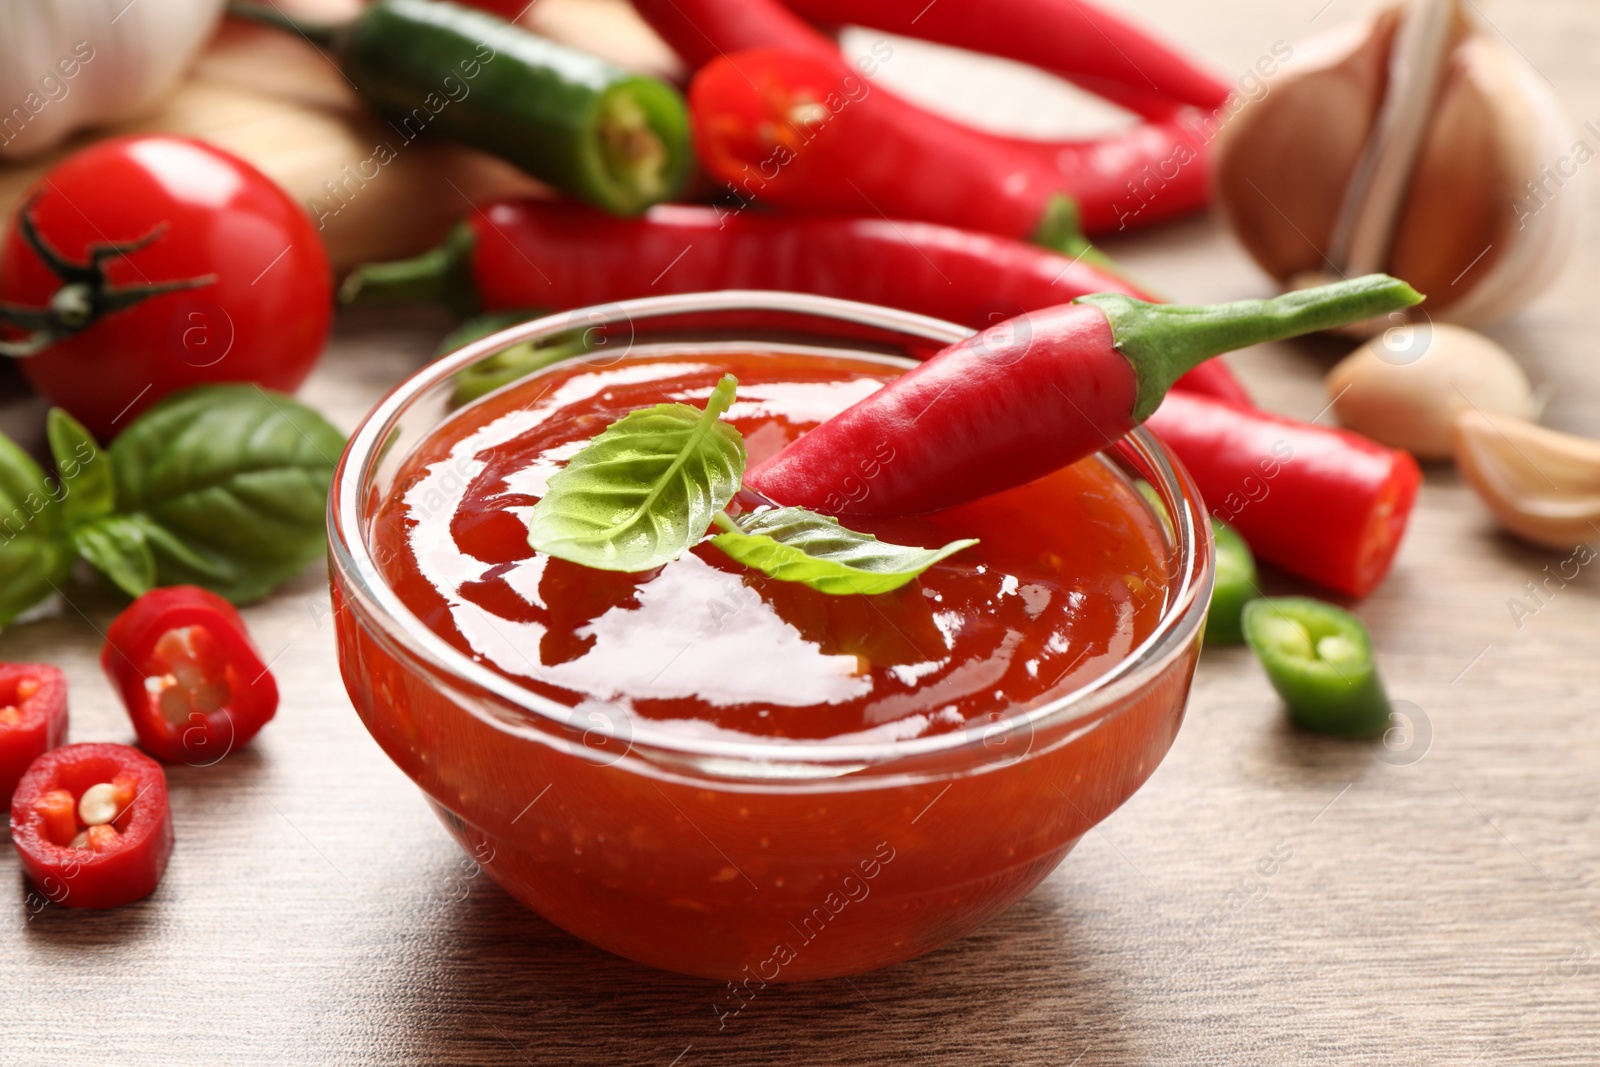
[{"x1": 0, "y1": 135, "x2": 331, "y2": 440}]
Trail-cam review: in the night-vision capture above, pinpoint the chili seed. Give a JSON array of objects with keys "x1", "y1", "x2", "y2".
[{"x1": 78, "y1": 782, "x2": 123, "y2": 826}]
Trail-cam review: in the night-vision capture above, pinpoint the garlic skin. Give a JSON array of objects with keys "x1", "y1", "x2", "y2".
[
  {"x1": 1327, "y1": 324, "x2": 1533, "y2": 460},
  {"x1": 1214, "y1": 0, "x2": 1582, "y2": 326},
  {"x1": 1454, "y1": 410, "x2": 1600, "y2": 549},
  {"x1": 0, "y1": 0, "x2": 224, "y2": 161}
]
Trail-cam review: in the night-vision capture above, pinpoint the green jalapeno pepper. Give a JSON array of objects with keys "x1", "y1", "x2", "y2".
[
  {"x1": 230, "y1": 0, "x2": 692, "y2": 215},
  {"x1": 1242, "y1": 597, "x2": 1392, "y2": 736},
  {"x1": 1204, "y1": 519, "x2": 1257, "y2": 646}
]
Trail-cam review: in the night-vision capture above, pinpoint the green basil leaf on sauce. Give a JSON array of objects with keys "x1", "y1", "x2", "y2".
[
  {"x1": 710, "y1": 506, "x2": 978, "y2": 596},
  {"x1": 46, "y1": 408, "x2": 115, "y2": 528},
  {"x1": 0, "y1": 433, "x2": 73, "y2": 625},
  {"x1": 527, "y1": 374, "x2": 745, "y2": 572},
  {"x1": 109, "y1": 385, "x2": 346, "y2": 604}
]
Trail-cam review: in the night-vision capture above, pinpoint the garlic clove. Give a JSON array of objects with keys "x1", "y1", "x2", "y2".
[
  {"x1": 1454, "y1": 410, "x2": 1600, "y2": 549},
  {"x1": 1327, "y1": 324, "x2": 1533, "y2": 459},
  {"x1": 1412, "y1": 34, "x2": 1583, "y2": 325},
  {"x1": 1213, "y1": 9, "x2": 1400, "y2": 282},
  {"x1": 1331, "y1": 0, "x2": 1466, "y2": 276},
  {"x1": 1213, "y1": 0, "x2": 1582, "y2": 327}
]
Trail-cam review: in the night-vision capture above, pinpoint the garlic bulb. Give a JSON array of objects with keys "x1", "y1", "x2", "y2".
[
  {"x1": 0, "y1": 0, "x2": 224, "y2": 161},
  {"x1": 1326, "y1": 323, "x2": 1533, "y2": 460},
  {"x1": 1213, "y1": 0, "x2": 1581, "y2": 326},
  {"x1": 1455, "y1": 411, "x2": 1600, "y2": 549}
]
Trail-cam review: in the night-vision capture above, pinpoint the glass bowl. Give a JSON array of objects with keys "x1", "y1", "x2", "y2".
[{"x1": 327, "y1": 291, "x2": 1214, "y2": 981}]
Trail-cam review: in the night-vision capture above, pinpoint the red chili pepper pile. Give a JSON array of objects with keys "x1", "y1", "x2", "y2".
[
  {"x1": 689, "y1": 48, "x2": 1211, "y2": 240},
  {"x1": 633, "y1": 0, "x2": 1218, "y2": 242}
]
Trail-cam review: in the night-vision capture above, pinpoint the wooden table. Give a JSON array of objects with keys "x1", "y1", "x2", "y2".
[{"x1": 4, "y1": 1, "x2": 1599, "y2": 1063}]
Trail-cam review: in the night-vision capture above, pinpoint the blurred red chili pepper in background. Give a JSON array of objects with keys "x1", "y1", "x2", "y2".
[
  {"x1": 689, "y1": 48, "x2": 1210, "y2": 240},
  {"x1": 778, "y1": 0, "x2": 1233, "y2": 120},
  {"x1": 341, "y1": 198, "x2": 1251, "y2": 403}
]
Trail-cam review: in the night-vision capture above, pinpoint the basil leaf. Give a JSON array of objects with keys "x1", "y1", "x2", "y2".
[
  {"x1": 46, "y1": 408, "x2": 114, "y2": 528},
  {"x1": 109, "y1": 384, "x2": 346, "y2": 603},
  {"x1": 711, "y1": 507, "x2": 978, "y2": 595},
  {"x1": 527, "y1": 375, "x2": 745, "y2": 572},
  {"x1": 0, "y1": 434, "x2": 73, "y2": 624},
  {"x1": 70, "y1": 515, "x2": 156, "y2": 599}
]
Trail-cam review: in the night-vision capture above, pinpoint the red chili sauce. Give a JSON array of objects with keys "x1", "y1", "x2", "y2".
[{"x1": 371, "y1": 350, "x2": 1171, "y2": 740}]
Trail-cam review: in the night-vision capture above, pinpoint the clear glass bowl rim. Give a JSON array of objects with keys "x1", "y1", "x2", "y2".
[{"x1": 327, "y1": 290, "x2": 1214, "y2": 772}]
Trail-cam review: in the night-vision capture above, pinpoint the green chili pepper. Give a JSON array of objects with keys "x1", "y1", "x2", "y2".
[
  {"x1": 1204, "y1": 519, "x2": 1257, "y2": 646},
  {"x1": 450, "y1": 330, "x2": 592, "y2": 406},
  {"x1": 435, "y1": 309, "x2": 543, "y2": 356},
  {"x1": 1241, "y1": 597, "x2": 1391, "y2": 736},
  {"x1": 229, "y1": 0, "x2": 692, "y2": 215}
]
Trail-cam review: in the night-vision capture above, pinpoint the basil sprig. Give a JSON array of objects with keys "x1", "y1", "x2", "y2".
[
  {"x1": 0, "y1": 385, "x2": 344, "y2": 625},
  {"x1": 0, "y1": 432, "x2": 75, "y2": 625},
  {"x1": 711, "y1": 508, "x2": 977, "y2": 595},
  {"x1": 526, "y1": 378, "x2": 977, "y2": 593}
]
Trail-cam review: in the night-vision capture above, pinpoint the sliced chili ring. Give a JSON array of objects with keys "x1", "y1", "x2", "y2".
[
  {"x1": 9, "y1": 743, "x2": 173, "y2": 909},
  {"x1": 1242, "y1": 597, "x2": 1392, "y2": 737},
  {"x1": 102, "y1": 586, "x2": 279, "y2": 765},
  {"x1": 1203, "y1": 520, "x2": 1259, "y2": 646},
  {"x1": 0, "y1": 662, "x2": 68, "y2": 804}
]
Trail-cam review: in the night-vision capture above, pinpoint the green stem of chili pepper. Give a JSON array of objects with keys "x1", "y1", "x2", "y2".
[
  {"x1": 1203, "y1": 519, "x2": 1257, "y2": 646},
  {"x1": 339, "y1": 222, "x2": 479, "y2": 316},
  {"x1": 1030, "y1": 194, "x2": 1130, "y2": 279},
  {"x1": 228, "y1": 0, "x2": 692, "y2": 216},
  {"x1": 1241, "y1": 597, "x2": 1392, "y2": 737},
  {"x1": 1079, "y1": 275, "x2": 1421, "y2": 420}
]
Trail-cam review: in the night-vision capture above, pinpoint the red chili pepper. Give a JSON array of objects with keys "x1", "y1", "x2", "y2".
[
  {"x1": 630, "y1": 0, "x2": 836, "y2": 69},
  {"x1": 0, "y1": 663, "x2": 68, "y2": 805},
  {"x1": 342, "y1": 198, "x2": 1250, "y2": 403},
  {"x1": 102, "y1": 586, "x2": 279, "y2": 765},
  {"x1": 9, "y1": 743, "x2": 173, "y2": 909},
  {"x1": 348, "y1": 199, "x2": 1143, "y2": 315},
  {"x1": 745, "y1": 275, "x2": 1420, "y2": 520},
  {"x1": 690, "y1": 48, "x2": 1210, "y2": 239},
  {"x1": 1147, "y1": 392, "x2": 1421, "y2": 598},
  {"x1": 778, "y1": 0, "x2": 1233, "y2": 120}
]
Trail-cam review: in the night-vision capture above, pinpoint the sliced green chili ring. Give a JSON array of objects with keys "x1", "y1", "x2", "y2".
[
  {"x1": 450, "y1": 328, "x2": 592, "y2": 406},
  {"x1": 436, "y1": 309, "x2": 544, "y2": 357},
  {"x1": 1241, "y1": 597, "x2": 1391, "y2": 737},
  {"x1": 1203, "y1": 519, "x2": 1257, "y2": 646}
]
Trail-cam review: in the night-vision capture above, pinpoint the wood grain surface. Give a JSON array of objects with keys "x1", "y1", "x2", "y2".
[{"x1": 4, "y1": 1, "x2": 1600, "y2": 1064}]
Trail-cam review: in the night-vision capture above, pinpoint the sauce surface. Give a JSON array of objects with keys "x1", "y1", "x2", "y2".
[{"x1": 372, "y1": 351, "x2": 1171, "y2": 744}]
